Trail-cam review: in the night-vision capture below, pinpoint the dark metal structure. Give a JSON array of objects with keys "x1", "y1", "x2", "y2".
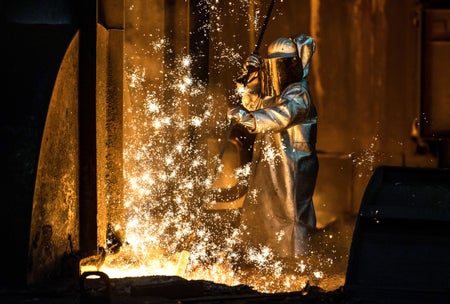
[{"x1": 345, "y1": 165, "x2": 450, "y2": 303}]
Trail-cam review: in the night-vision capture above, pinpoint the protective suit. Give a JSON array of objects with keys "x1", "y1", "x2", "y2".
[{"x1": 228, "y1": 34, "x2": 318, "y2": 258}]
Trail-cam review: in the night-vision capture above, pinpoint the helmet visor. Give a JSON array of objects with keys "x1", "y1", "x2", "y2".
[{"x1": 261, "y1": 56, "x2": 302, "y2": 96}]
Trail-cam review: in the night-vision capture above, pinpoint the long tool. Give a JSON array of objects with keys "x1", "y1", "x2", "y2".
[
  {"x1": 213, "y1": 0, "x2": 276, "y2": 181},
  {"x1": 180, "y1": 2, "x2": 278, "y2": 276},
  {"x1": 174, "y1": 1, "x2": 278, "y2": 277},
  {"x1": 253, "y1": 0, "x2": 275, "y2": 55}
]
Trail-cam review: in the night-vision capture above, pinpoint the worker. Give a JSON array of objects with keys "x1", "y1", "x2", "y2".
[{"x1": 228, "y1": 34, "x2": 318, "y2": 259}]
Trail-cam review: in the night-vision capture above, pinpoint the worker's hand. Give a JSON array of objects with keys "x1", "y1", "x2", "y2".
[
  {"x1": 244, "y1": 54, "x2": 262, "y2": 73},
  {"x1": 227, "y1": 106, "x2": 248, "y2": 124},
  {"x1": 236, "y1": 54, "x2": 262, "y2": 85}
]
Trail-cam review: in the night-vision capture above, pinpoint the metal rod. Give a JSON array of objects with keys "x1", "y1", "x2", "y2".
[
  {"x1": 213, "y1": 0, "x2": 276, "y2": 181},
  {"x1": 254, "y1": 0, "x2": 275, "y2": 55}
]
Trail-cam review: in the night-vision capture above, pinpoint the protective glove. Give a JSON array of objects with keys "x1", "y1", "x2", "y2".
[
  {"x1": 227, "y1": 106, "x2": 256, "y2": 131},
  {"x1": 244, "y1": 53, "x2": 262, "y2": 72},
  {"x1": 236, "y1": 54, "x2": 262, "y2": 85},
  {"x1": 227, "y1": 106, "x2": 248, "y2": 123}
]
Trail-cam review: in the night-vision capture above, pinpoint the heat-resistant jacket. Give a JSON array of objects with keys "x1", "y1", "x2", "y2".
[{"x1": 238, "y1": 79, "x2": 318, "y2": 258}]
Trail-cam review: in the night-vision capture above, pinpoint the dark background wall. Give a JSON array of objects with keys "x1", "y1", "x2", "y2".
[
  {"x1": 1, "y1": 0, "x2": 449, "y2": 289},
  {"x1": 1, "y1": 1, "x2": 77, "y2": 288}
]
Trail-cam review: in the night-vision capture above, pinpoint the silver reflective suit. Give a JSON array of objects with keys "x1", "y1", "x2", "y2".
[{"x1": 235, "y1": 35, "x2": 318, "y2": 258}]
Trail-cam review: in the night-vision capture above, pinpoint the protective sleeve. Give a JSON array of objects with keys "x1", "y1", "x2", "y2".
[
  {"x1": 240, "y1": 113, "x2": 256, "y2": 131},
  {"x1": 250, "y1": 83, "x2": 311, "y2": 133}
]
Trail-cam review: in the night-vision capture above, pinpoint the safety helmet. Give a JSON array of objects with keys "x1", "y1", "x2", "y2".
[{"x1": 261, "y1": 37, "x2": 303, "y2": 96}]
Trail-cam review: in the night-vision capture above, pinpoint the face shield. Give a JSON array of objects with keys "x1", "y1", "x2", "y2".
[{"x1": 261, "y1": 56, "x2": 303, "y2": 96}]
